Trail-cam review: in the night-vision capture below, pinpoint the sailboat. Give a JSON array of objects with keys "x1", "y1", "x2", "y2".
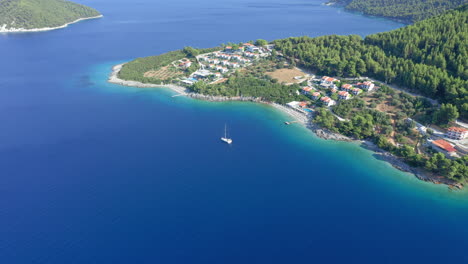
[{"x1": 221, "y1": 124, "x2": 233, "y2": 144}]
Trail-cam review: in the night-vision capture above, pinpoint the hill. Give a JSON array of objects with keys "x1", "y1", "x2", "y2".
[
  {"x1": 0, "y1": 0, "x2": 101, "y2": 32},
  {"x1": 329, "y1": 0, "x2": 467, "y2": 22},
  {"x1": 274, "y1": 4, "x2": 468, "y2": 119}
]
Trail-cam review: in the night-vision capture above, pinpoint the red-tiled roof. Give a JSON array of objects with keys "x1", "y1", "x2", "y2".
[
  {"x1": 338, "y1": 91, "x2": 349, "y2": 96},
  {"x1": 312, "y1": 92, "x2": 320, "y2": 97},
  {"x1": 321, "y1": 97, "x2": 331, "y2": 102},
  {"x1": 432, "y1": 139, "x2": 456, "y2": 152},
  {"x1": 341, "y1": 84, "x2": 352, "y2": 89},
  {"x1": 299, "y1": 102, "x2": 308, "y2": 107},
  {"x1": 448, "y1": 127, "x2": 468, "y2": 133},
  {"x1": 302, "y1": 87, "x2": 313, "y2": 92}
]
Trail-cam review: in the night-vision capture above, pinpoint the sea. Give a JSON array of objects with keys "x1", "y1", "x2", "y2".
[{"x1": 1, "y1": 0, "x2": 468, "y2": 263}]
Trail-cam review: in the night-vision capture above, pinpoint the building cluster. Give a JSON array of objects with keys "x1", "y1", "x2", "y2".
[
  {"x1": 294, "y1": 76, "x2": 376, "y2": 108},
  {"x1": 183, "y1": 43, "x2": 269, "y2": 84}
]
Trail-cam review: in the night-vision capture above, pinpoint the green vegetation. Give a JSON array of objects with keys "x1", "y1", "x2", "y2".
[
  {"x1": 0, "y1": 0, "x2": 101, "y2": 30},
  {"x1": 330, "y1": 0, "x2": 467, "y2": 22},
  {"x1": 191, "y1": 74, "x2": 301, "y2": 104},
  {"x1": 118, "y1": 47, "x2": 221, "y2": 84},
  {"x1": 274, "y1": 5, "x2": 468, "y2": 119}
]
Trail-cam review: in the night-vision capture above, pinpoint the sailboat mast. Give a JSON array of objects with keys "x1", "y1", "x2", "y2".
[{"x1": 224, "y1": 124, "x2": 227, "y2": 138}]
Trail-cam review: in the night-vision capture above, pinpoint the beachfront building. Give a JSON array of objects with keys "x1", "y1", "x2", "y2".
[
  {"x1": 301, "y1": 87, "x2": 313, "y2": 95},
  {"x1": 447, "y1": 127, "x2": 468, "y2": 140},
  {"x1": 321, "y1": 96, "x2": 336, "y2": 106},
  {"x1": 431, "y1": 139, "x2": 457, "y2": 157},
  {"x1": 311, "y1": 92, "x2": 321, "y2": 100},
  {"x1": 338, "y1": 91, "x2": 351, "y2": 100}
]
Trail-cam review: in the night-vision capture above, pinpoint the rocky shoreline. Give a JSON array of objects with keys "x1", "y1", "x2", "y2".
[
  {"x1": 108, "y1": 63, "x2": 462, "y2": 189},
  {"x1": 0, "y1": 15, "x2": 103, "y2": 33}
]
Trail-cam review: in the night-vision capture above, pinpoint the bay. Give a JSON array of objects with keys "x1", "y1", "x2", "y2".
[{"x1": 1, "y1": 0, "x2": 467, "y2": 263}]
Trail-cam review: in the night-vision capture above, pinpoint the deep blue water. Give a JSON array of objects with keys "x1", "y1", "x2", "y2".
[{"x1": 1, "y1": 0, "x2": 468, "y2": 263}]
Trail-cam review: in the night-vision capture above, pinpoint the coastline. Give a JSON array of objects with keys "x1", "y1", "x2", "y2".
[
  {"x1": 108, "y1": 63, "x2": 463, "y2": 189},
  {"x1": 0, "y1": 15, "x2": 103, "y2": 33}
]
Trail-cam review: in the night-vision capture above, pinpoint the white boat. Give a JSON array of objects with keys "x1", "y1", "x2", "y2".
[{"x1": 221, "y1": 124, "x2": 233, "y2": 144}]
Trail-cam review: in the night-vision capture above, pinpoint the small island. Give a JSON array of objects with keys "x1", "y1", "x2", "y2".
[
  {"x1": 0, "y1": 0, "x2": 101, "y2": 33},
  {"x1": 110, "y1": 5, "x2": 468, "y2": 188}
]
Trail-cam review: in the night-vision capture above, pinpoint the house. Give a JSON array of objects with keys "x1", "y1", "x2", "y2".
[
  {"x1": 311, "y1": 92, "x2": 321, "y2": 100},
  {"x1": 225, "y1": 46, "x2": 232, "y2": 52},
  {"x1": 357, "y1": 81, "x2": 375, "y2": 91},
  {"x1": 321, "y1": 76, "x2": 339, "y2": 87},
  {"x1": 338, "y1": 91, "x2": 350, "y2": 100},
  {"x1": 179, "y1": 60, "x2": 192, "y2": 69},
  {"x1": 231, "y1": 62, "x2": 240, "y2": 68},
  {"x1": 341, "y1": 84, "x2": 353, "y2": 92},
  {"x1": 320, "y1": 96, "x2": 336, "y2": 106},
  {"x1": 351, "y1": 88, "x2": 362, "y2": 95},
  {"x1": 220, "y1": 67, "x2": 229, "y2": 73},
  {"x1": 301, "y1": 87, "x2": 313, "y2": 95},
  {"x1": 431, "y1": 139, "x2": 457, "y2": 156},
  {"x1": 330, "y1": 88, "x2": 338, "y2": 93},
  {"x1": 214, "y1": 72, "x2": 222, "y2": 78},
  {"x1": 447, "y1": 127, "x2": 468, "y2": 140}
]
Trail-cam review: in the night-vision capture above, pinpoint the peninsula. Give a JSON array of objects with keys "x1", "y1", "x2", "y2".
[
  {"x1": 110, "y1": 5, "x2": 468, "y2": 187},
  {"x1": 0, "y1": 0, "x2": 101, "y2": 33}
]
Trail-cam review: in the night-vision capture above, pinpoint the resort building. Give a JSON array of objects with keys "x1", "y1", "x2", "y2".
[
  {"x1": 179, "y1": 60, "x2": 192, "y2": 69},
  {"x1": 447, "y1": 127, "x2": 468, "y2": 140},
  {"x1": 351, "y1": 88, "x2": 362, "y2": 95},
  {"x1": 311, "y1": 92, "x2": 321, "y2": 100},
  {"x1": 321, "y1": 96, "x2": 336, "y2": 106},
  {"x1": 338, "y1": 91, "x2": 351, "y2": 100},
  {"x1": 320, "y1": 76, "x2": 339, "y2": 87},
  {"x1": 357, "y1": 81, "x2": 375, "y2": 91},
  {"x1": 341, "y1": 84, "x2": 353, "y2": 92},
  {"x1": 301, "y1": 87, "x2": 313, "y2": 95}
]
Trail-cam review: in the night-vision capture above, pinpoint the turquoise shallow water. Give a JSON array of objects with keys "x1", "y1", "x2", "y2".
[{"x1": 1, "y1": 0, "x2": 468, "y2": 263}]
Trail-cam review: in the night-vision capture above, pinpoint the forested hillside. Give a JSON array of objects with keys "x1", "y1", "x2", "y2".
[
  {"x1": 274, "y1": 5, "x2": 468, "y2": 118},
  {"x1": 0, "y1": 0, "x2": 100, "y2": 30},
  {"x1": 330, "y1": 0, "x2": 467, "y2": 22}
]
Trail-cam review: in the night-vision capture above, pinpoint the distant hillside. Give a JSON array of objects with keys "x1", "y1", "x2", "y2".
[
  {"x1": 274, "y1": 4, "x2": 468, "y2": 118},
  {"x1": 329, "y1": 0, "x2": 467, "y2": 22},
  {"x1": 0, "y1": 0, "x2": 101, "y2": 31}
]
